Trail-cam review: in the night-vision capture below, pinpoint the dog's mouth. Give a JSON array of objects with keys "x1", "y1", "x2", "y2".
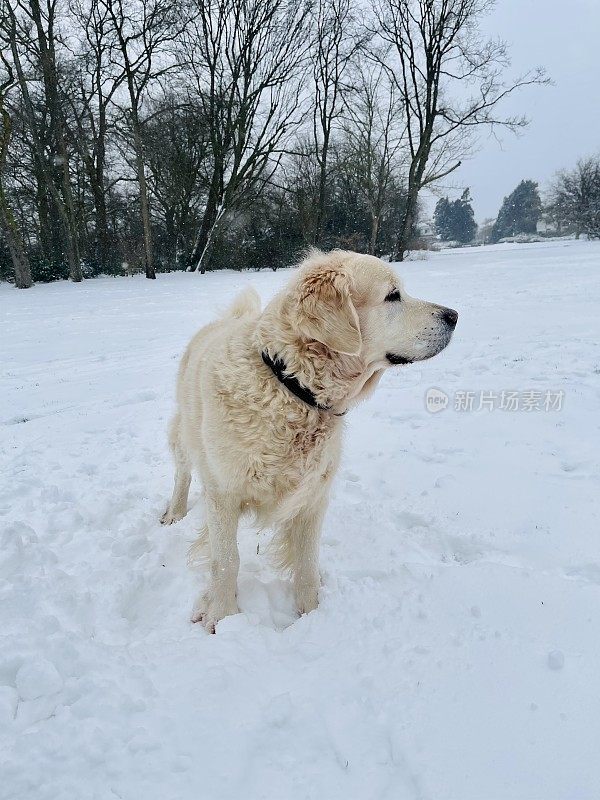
[
  {"x1": 386, "y1": 352, "x2": 413, "y2": 365},
  {"x1": 386, "y1": 331, "x2": 454, "y2": 366}
]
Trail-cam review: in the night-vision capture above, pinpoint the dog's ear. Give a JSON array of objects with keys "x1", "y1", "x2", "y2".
[{"x1": 296, "y1": 264, "x2": 362, "y2": 355}]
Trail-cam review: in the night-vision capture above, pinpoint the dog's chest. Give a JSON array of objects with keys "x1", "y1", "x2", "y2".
[{"x1": 244, "y1": 414, "x2": 339, "y2": 496}]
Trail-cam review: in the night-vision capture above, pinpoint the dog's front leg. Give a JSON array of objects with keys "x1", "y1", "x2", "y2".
[
  {"x1": 191, "y1": 491, "x2": 240, "y2": 632},
  {"x1": 283, "y1": 502, "x2": 327, "y2": 616}
]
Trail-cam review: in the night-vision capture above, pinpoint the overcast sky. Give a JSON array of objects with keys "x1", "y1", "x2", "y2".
[{"x1": 432, "y1": 0, "x2": 600, "y2": 222}]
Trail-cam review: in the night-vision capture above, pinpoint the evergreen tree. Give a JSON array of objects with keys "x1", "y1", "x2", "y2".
[
  {"x1": 434, "y1": 197, "x2": 452, "y2": 239},
  {"x1": 491, "y1": 180, "x2": 542, "y2": 242},
  {"x1": 451, "y1": 189, "x2": 477, "y2": 243},
  {"x1": 434, "y1": 190, "x2": 477, "y2": 243}
]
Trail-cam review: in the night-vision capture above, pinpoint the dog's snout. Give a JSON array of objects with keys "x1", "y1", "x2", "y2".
[{"x1": 440, "y1": 307, "x2": 458, "y2": 328}]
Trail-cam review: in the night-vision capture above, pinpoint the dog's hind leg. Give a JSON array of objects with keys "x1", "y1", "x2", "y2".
[{"x1": 161, "y1": 413, "x2": 192, "y2": 525}]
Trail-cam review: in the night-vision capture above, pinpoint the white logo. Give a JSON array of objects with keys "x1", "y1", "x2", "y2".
[{"x1": 425, "y1": 387, "x2": 449, "y2": 413}]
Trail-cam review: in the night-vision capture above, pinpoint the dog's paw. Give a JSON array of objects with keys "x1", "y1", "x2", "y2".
[
  {"x1": 295, "y1": 584, "x2": 319, "y2": 616},
  {"x1": 191, "y1": 592, "x2": 239, "y2": 633},
  {"x1": 160, "y1": 506, "x2": 186, "y2": 525}
]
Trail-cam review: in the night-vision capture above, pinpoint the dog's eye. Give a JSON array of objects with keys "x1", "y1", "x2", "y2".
[{"x1": 385, "y1": 289, "x2": 401, "y2": 302}]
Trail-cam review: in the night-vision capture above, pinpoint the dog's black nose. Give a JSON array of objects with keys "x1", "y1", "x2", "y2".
[{"x1": 441, "y1": 308, "x2": 458, "y2": 328}]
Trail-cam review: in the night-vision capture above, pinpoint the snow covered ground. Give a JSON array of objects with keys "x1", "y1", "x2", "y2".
[{"x1": 1, "y1": 239, "x2": 599, "y2": 800}]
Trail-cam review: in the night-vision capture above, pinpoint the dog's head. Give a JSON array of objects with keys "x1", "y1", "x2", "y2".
[{"x1": 290, "y1": 249, "x2": 457, "y2": 368}]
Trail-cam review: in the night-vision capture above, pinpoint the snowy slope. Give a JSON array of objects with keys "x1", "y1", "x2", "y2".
[{"x1": 1, "y1": 239, "x2": 599, "y2": 800}]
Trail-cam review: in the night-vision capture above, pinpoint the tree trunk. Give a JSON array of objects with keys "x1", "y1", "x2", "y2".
[
  {"x1": 165, "y1": 207, "x2": 177, "y2": 271},
  {"x1": 394, "y1": 151, "x2": 428, "y2": 261},
  {"x1": 395, "y1": 194, "x2": 416, "y2": 261},
  {"x1": 29, "y1": 0, "x2": 82, "y2": 282},
  {"x1": 55, "y1": 148, "x2": 82, "y2": 281},
  {"x1": 0, "y1": 188, "x2": 33, "y2": 288},
  {"x1": 131, "y1": 117, "x2": 155, "y2": 279},
  {"x1": 369, "y1": 214, "x2": 379, "y2": 255},
  {"x1": 393, "y1": 104, "x2": 438, "y2": 261},
  {"x1": 0, "y1": 95, "x2": 33, "y2": 287},
  {"x1": 35, "y1": 172, "x2": 53, "y2": 266},
  {"x1": 67, "y1": 74, "x2": 111, "y2": 273},
  {"x1": 315, "y1": 134, "x2": 330, "y2": 244},
  {"x1": 93, "y1": 182, "x2": 110, "y2": 272},
  {"x1": 188, "y1": 175, "x2": 221, "y2": 273},
  {"x1": 93, "y1": 109, "x2": 111, "y2": 272}
]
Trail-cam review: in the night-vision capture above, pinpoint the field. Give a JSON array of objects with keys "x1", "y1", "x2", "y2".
[{"x1": 1, "y1": 239, "x2": 599, "y2": 800}]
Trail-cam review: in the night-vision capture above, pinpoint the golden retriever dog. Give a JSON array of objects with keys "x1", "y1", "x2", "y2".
[{"x1": 161, "y1": 249, "x2": 457, "y2": 631}]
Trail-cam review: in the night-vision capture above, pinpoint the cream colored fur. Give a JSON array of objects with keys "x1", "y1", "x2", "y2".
[{"x1": 162, "y1": 249, "x2": 457, "y2": 631}]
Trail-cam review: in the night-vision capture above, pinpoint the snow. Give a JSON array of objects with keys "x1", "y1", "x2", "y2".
[{"x1": 1, "y1": 239, "x2": 599, "y2": 800}]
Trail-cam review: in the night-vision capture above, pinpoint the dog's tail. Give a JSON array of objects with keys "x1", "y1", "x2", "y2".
[{"x1": 223, "y1": 287, "x2": 261, "y2": 320}]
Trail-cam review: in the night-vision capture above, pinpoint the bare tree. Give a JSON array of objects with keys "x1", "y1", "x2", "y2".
[
  {"x1": 310, "y1": 0, "x2": 357, "y2": 244},
  {"x1": 144, "y1": 96, "x2": 209, "y2": 268},
  {"x1": 183, "y1": 0, "x2": 311, "y2": 273},
  {"x1": 549, "y1": 157, "x2": 600, "y2": 239},
  {"x1": 100, "y1": 0, "x2": 185, "y2": 278},
  {"x1": 64, "y1": 0, "x2": 129, "y2": 272},
  {"x1": 0, "y1": 52, "x2": 33, "y2": 287},
  {"x1": 0, "y1": 0, "x2": 554, "y2": 282},
  {"x1": 371, "y1": 0, "x2": 548, "y2": 259},
  {"x1": 342, "y1": 63, "x2": 405, "y2": 254},
  {"x1": 3, "y1": 0, "x2": 83, "y2": 280},
  {"x1": 282, "y1": 138, "x2": 321, "y2": 245}
]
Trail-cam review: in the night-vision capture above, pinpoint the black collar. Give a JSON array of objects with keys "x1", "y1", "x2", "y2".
[{"x1": 261, "y1": 350, "x2": 342, "y2": 414}]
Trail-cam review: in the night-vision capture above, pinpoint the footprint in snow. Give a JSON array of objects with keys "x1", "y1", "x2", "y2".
[
  {"x1": 564, "y1": 563, "x2": 600, "y2": 586},
  {"x1": 394, "y1": 510, "x2": 431, "y2": 530},
  {"x1": 113, "y1": 390, "x2": 158, "y2": 407}
]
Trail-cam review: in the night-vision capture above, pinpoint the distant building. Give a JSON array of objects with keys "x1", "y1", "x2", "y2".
[
  {"x1": 418, "y1": 219, "x2": 435, "y2": 238},
  {"x1": 536, "y1": 214, "x2": 560, "y2": 236}
]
